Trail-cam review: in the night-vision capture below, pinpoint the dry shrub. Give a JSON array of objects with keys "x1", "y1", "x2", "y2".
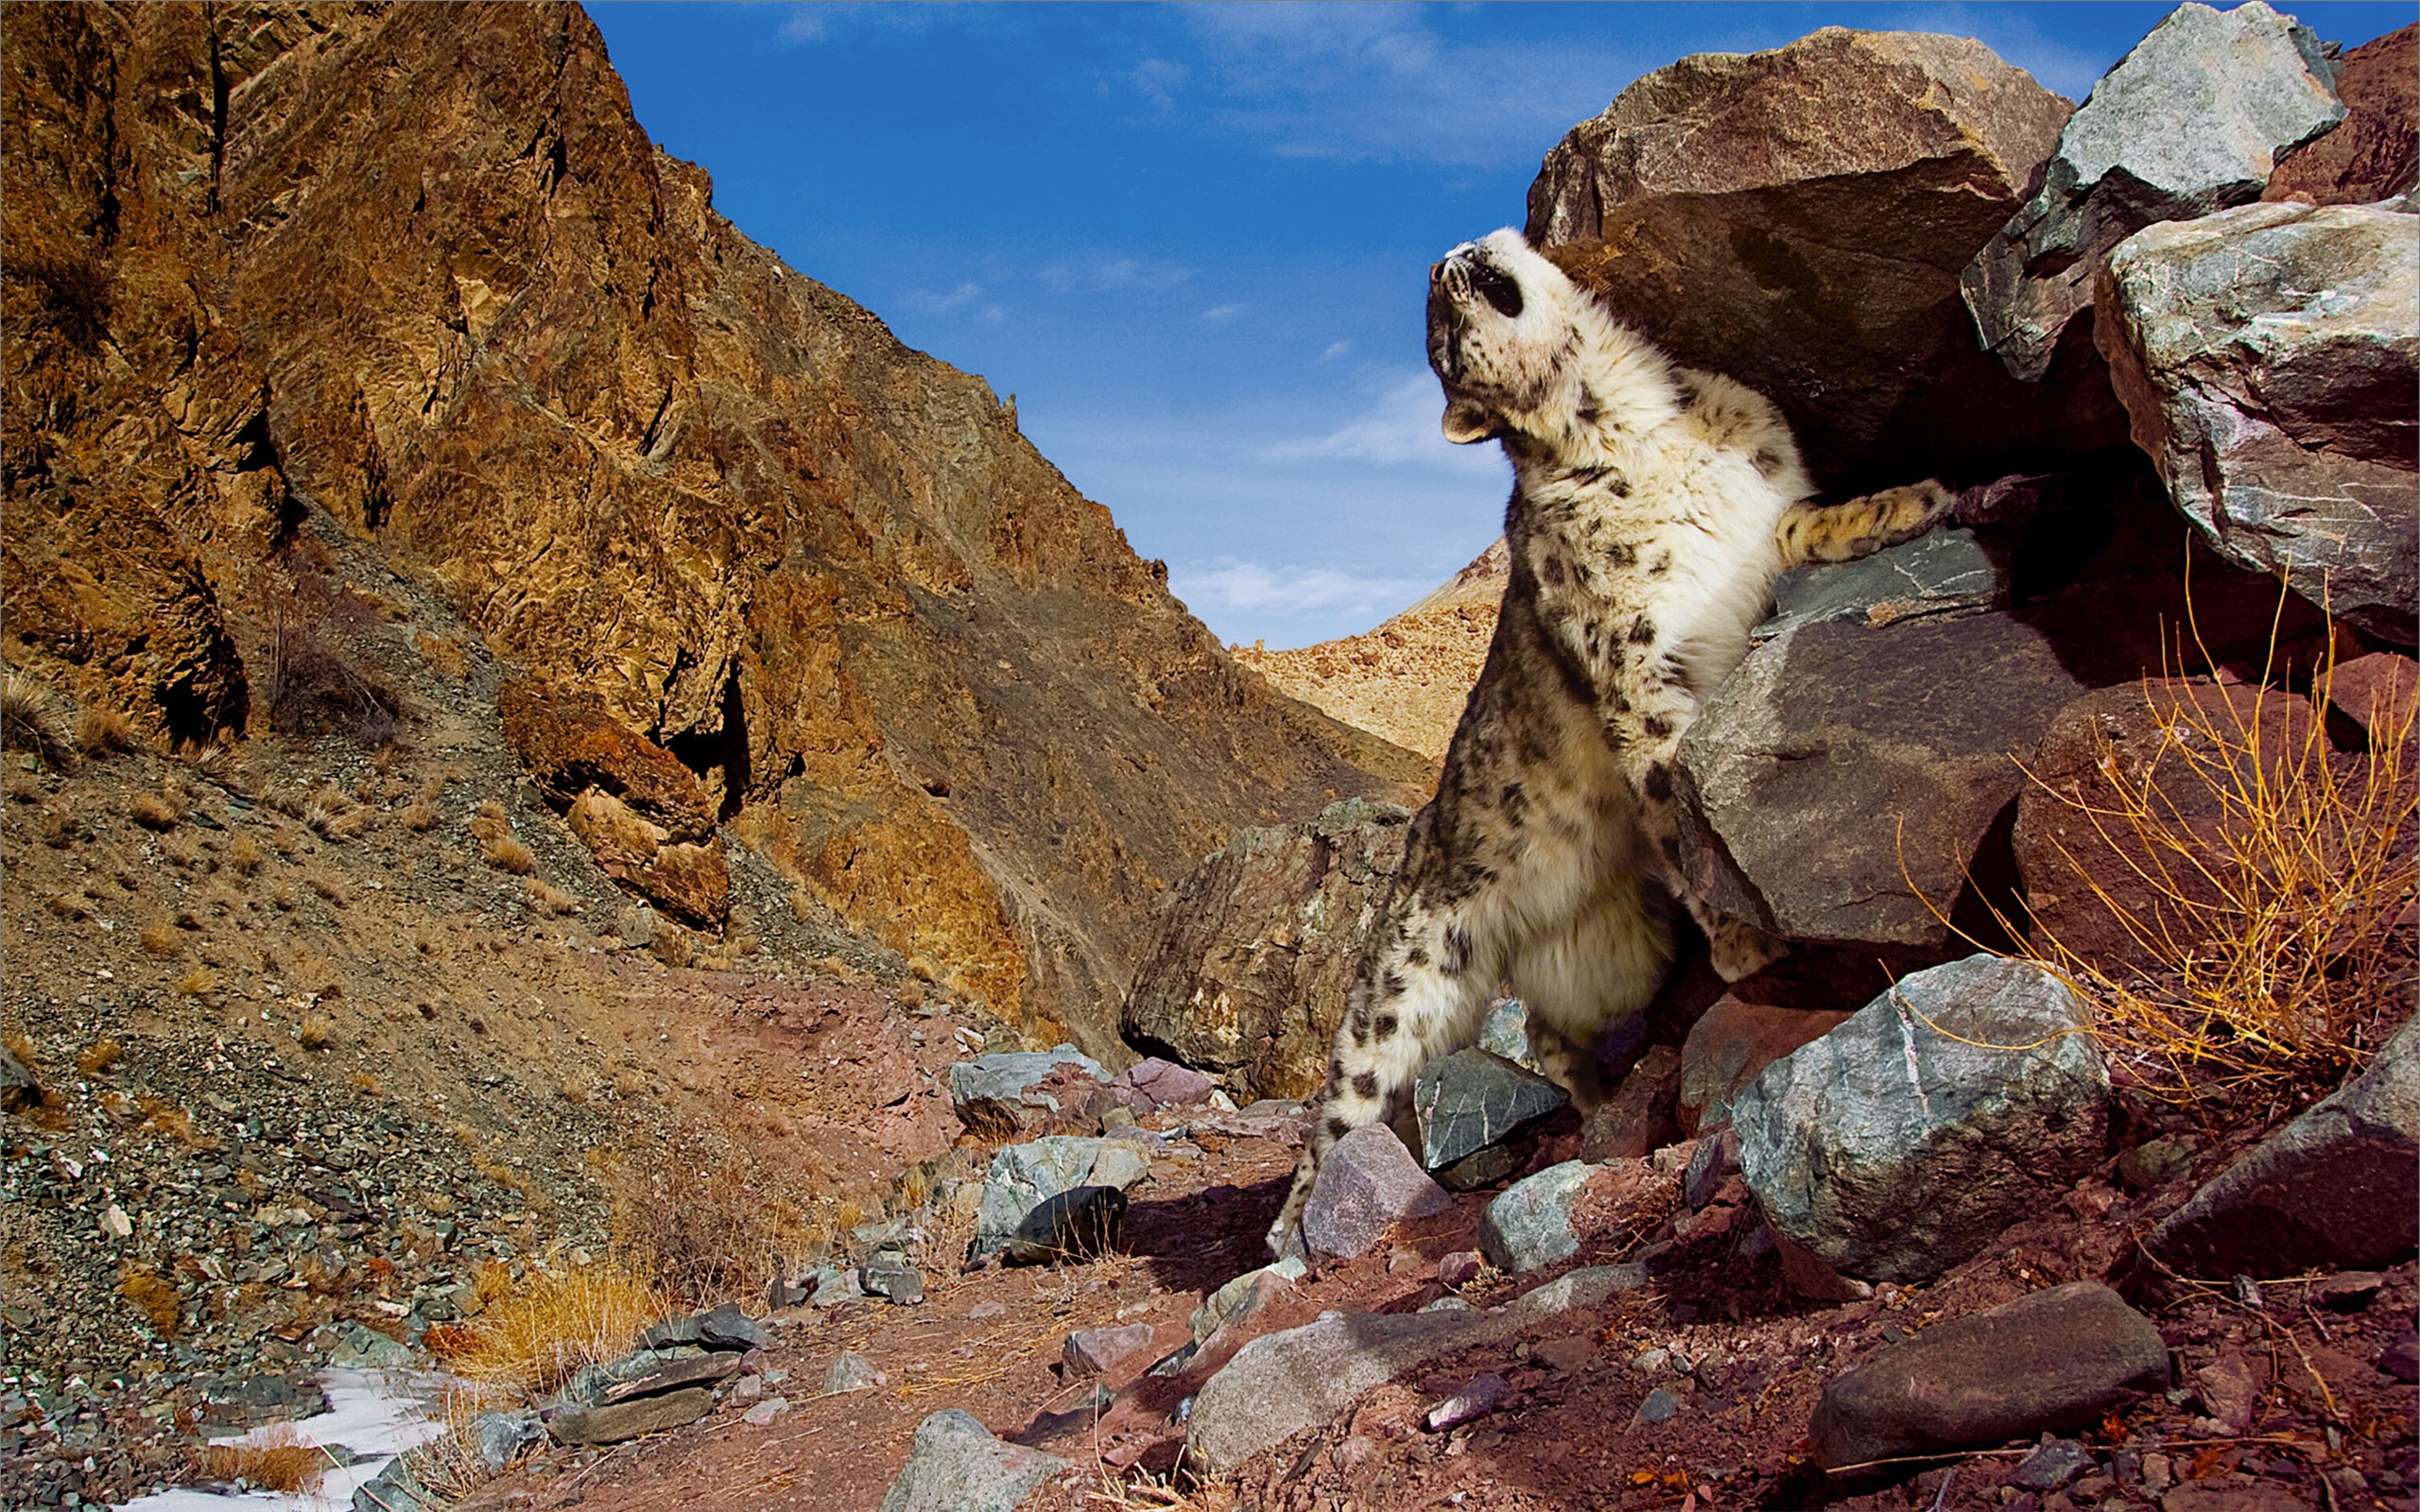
[
  {"x1": 227, "y1": 833, "x2": 266, "y2": 878},
  {"x1": 1, "y1": 672, "x2": 75, "y2": 769},
  {"x1": 38, "y1": 810, "x2": 77, "y2": 848},
  {"x1": 139, "y1": 920, "x2": 181, "y2": 957},
  {"x1": 44, "y1": 892, "x2": 89, "y2": 921},
  {"x1": 613, "y1": 1068, "x2": 648, "y2": 1099},
  {"x1": 130, "y1": 791, "x2": 181, "y2": 831},
  {"x1": 350, "y1": 1071, "x2": 384, "y2": 1097},
  {"x1": 1962, "y1": 599, "x2": 2416, "y2": 1112},
  {"x1": 297, "y1": 1013, "x2": 334, "y2": 1050},
  {"x1": 76, "y1": 705, "x2": 136, "y2": 757},
  {"x1": 428, "y1": 1264, "x2": 662, "y2": 1404},
  {"x1": 137, "y1": 1093, "x2": 204, "y2": 1145},
  {"x1": 263, "y1": 563, "x2": 406, "y2": 745},
  {"x1": 198, "y1": 1424, "x2": 323, "y2": 1494},
  {"x1": 306, "y1": 871, "x2": 347, "y2": 905},
  {"x1": 609, "y1": 1128, "x2": 816, "y2": 1309},
  {"x1": 558, "y1": 1075, "x2": 589, "y2": 1106},
  {"x1": 302, "y1": 784, "x2": 365, "y2": 841},
  {"x1": 402, "y1": 798, "x2": 441, "y2": 832},
  {"x1": 482, "y1": 835, "x2": 536, "y2": 874},
  {"x1": 525, "y1": 878, "x2": 579, "y2": 916},
  {"x1": 77, "y1": 1039, "x2": 124, "y2": 1075},
  {"x1": 270, "y1": 882, "x2": 298, "y2": 912},
  {"x1": 177, "y1": 965, "x2": 218, "y2": 997},
  {"x1": 119, "y1": 1262, "x2": 180, "y2": 1332}
]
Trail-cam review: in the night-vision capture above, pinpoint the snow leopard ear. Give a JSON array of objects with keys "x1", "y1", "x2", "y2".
[{"x1": 1441, "y1": 394, "x2": 1500, "y2": 444}]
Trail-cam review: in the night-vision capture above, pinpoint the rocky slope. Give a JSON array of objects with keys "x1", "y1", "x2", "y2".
[
  {"x1": 0, "y1": 1, "x2": 1426, "y2": 1058},
  {"x1": 1233, "y1": 541, "x2": 1506, "y2": 768}
]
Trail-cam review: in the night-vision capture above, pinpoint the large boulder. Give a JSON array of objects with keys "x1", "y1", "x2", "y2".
[
  {"x1": 1527, "y1": 27, "x2": 2089, "y2": 492},
  {"x1": 2096, "y1": 198, "x2": 2418, "y2": 643},
  {"x1": 1412, "y1": 1049, "x2": 1568, "y2": 1173},
  {"x1": 1678, "y1": 997, "x2": 1849, "y2": 1136},
  {"x1": 878, "y1": 1409, "x2": 1065, "y2": 1512},
  {"x1": 947, "y1": 1045, "x2": 1108, "y2": 1139},
  {"x1": 2146, "y1": 1016, "x2": 2419, "y2": 1278},
  {"x1": 971, "y1": 1136, "x2": 1149, "y2": 1262},
  {"x1": 2014, "y1": 679, "x2": 2330, "y2": 976},
  {"x1": 499, "y1": 677, "x2": 731, "y2": 925},
  {"x1": 1809, "y1": 1282, "x2": 2171, "y2": 1469},
  {"x1": 1734, "y1": 955, "x2": 2112, "y2": 1282},
  {"x1": 1120, "y1": 799, "x2": 1410, "y2": 1101},
  {"x1": 1300, "y1": 1124, "x2": 1454, "y2": 1262},
  {"x1": 1962, "y1": 0, "x2": 2345, "y2": 384},
  {"x1": 1674, "y1": 589, "x2": 2084, "y2": 951},
  {"x1": 2264, "y1": 25, "x2": 2419, "y2": 206}
]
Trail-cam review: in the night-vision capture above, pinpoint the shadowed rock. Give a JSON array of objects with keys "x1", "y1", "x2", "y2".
[
  {"x1": 1413, "y1": 1049, "x2": 1568, "y2": 1172},
  {"x1": 1301, "y1": 1124, "x2": 1454, "y2": 1261},
  {"x1": 1810, "y1": 1281, "x2": 2170, "y2": 1468}
]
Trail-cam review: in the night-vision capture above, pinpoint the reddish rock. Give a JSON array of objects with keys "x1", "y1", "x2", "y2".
[
  {"x1": 1579, "y1": 1044, "x2": 1682, "y2": 1160},
  {"x1": 1678, "y1": 999, "x2": 1850, "y2": 1135},
  {"x1": 2326, "y1": 652, "x2": 2419, "y2": 742},
  {"x1": 2014, "y1": 679, "x2": 2331, "y2": 977},
  {"x1": 2266, "y1": 26, "x2": 2419, "y2": 205},
  {"x1": 500, "y1": 679, "x2": 718, "y2": 842}
]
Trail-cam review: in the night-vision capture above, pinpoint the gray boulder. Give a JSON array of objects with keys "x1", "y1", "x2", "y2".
[
  {"x1": 1190, "y1": 1254, "x2": 1305, "y2": 1340},
  {"x1": 1301, "y1": 1124, "x2": 1454, "y2": 1261},
  {"x1": 1478, "y1": 1160, "x2": 1597, "y2": 1274},
  {"x1": 1413, "y1": 1049, "x2": 1567, "y2": 1171},
  {"x1": 2097, "y1": 198, "x2": 2418, "y2": 642},
  {"x1": 545, "y1": 1386, "x2": 715, "y2": 1446},
  {"x1": 1527, "y1": 27, "x2": 2086, "y2": 490},
  {"x1": 638, "y1": 1301, "x2": 766, "y2": 1352},
  {"x1": 1063, "y1": 1323, "x2": 1158, "y2": 1378},
  {"x1": 1674, "y1": 609, "x2": 2085, "y2": 951},
  {"x1": 1185, "y1": 1265, "x2": 1644, "y2": 1475},
  {"x1": 1963, "y1": 0, "x2": 2345, "y2": 383},
  {"x1": 351, "y1": 1457, "x2": 444, "y2": 1512},
  {"x1": 1810, "y1": 1281, "x2": 2170, "y2": 1469},
  {"x1": 822, "y1": 1350, "x2": 886, "y2": 1394},
  {"x1": 949, "y1": 1045, "x2": 1107, "y2": 1139},
  {"x1": 466, "y1": 1409, "x2": 546, "y2": 1472},
  {"x1": 972, "y1": 1136, "x2": 1148, "y2": 1261},
  {"x1": 1734, "y1": 954, "x2": 2111, "y2": 1282},
  {"x1": 2147, "y1": 1016, "x2": 2419, "y2": 1278},
  {"x1": 877, "y1": 1408, "x2": 1066, "y2": 1512},
  {"x1": 1003, "y1": 1185, "x2": 1128, "y2": 1266},
  {"x1": 1120, "y1": 798, "x2": 1411, "y2": 1101},
  {"x1": 1756, "y1": 529, "x2": 2008, "y2": 644}
]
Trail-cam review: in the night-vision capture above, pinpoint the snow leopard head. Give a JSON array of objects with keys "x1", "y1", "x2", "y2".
[{"x1": 1426, "y1": 229, "x2": 1676, "y2": 454}]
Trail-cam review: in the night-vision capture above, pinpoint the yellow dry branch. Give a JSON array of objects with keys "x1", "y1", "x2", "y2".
[{"x1": 1914, "y1": 576, "x2": 2416, "y2": 1113}]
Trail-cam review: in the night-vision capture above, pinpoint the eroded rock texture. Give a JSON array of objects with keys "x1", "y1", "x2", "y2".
[
  {"x1": 1527, "y1": 27, "x2": 2100, "y2": 492},
  {"x1": 2096, "y1": 198, "x2": 2418, "y2": 643},
  {"x1": 0, "y1": 3, "x2": 1426, "y2": 1047}
]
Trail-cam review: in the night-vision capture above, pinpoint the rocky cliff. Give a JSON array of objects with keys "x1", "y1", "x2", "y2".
[{"x1": 0, "y1": 2, "x2": 1426, "y2": 1052}]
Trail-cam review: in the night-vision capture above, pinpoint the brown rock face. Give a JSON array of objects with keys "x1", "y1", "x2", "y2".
[
  {"x1": 1526, "y1": 27, "x2": 2114, "y2": 494},
  {"x1": 0, "y1": 3, "x2": 1426, "y2": 1047},
  {"x1": 1121, "y1": 799, "x2": 1412, "y2": 1100},
  {"x1": 2266, "y1": 26, "x2": 2419, "y2": 205}
]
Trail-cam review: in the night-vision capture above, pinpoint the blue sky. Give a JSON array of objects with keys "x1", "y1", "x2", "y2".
[{"x1": 588, "y1": 2, "x2": 2411, "y2": 648}]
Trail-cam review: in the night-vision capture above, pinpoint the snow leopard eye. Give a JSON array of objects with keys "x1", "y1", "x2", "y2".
[{"x1": 1469, "y1": 262, "x2": 1523, "y2": 319}]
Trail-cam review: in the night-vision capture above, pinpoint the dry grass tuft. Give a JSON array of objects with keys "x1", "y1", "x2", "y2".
[
  {"x1": 1945, "y1": 593, "x2": 2417, "y2": 1113},
  {"x1": 119, "y1": 1262, "x2": 181, "y2": 1332},
  {"x1": 198, "y1": 1424, "x2": 324, "y2": 1494},
  {"x1": 139, "y1": 919, "x2": 181, "y2": 957},
  {"x1": 76, "y1": 705, "x2": 136, "y2": 757},
  {"x1": 227, "y1": 833, "x2": 266, "y2": 878},
  {"x1": 402, "y1": 798, "x2": 441, "y2": 832},
  {"x1": 303, "y1": 783, "x2": 370, "y2": 841},
  {"x1": 306, "y1": 870, "x2": 348, "y2": 905},
  {"x1": 44, "y1": 892, "x2": 90, "y2": 922},
  {"x1": 130, "y1": 790, "x2": 182, "y2": 831},
  {"x1": 427, "y1": 1264, "x2": 663, "y2": 1404},
  {"x1": 1, "y1": 672, "x2": 75, "y2": 768},
  {"x1": 296, "y1": 1012, "x2": 334, "y2": 1050},
  {"x1": 524, "y1": 877, "x2": 579, "y2": 916},
  {"x1": 77, "y1": 1039, "x2": 124, "y2": 1075},
  {"x1": 38, "y1": 810, "x2": 77, "y2": 848},
  {"x1": 472, "y1": 803, "x2": 539, "y2": 875},
  {"x1": 350, "y1": 1070, "x2": 384, "y2": 1097},
  {"x1": 176, "y1": 965, "x2": 218, "y2": 997},
  {"x1": 608, "y1": 1129, "x2": 818, "y2": 1308}
]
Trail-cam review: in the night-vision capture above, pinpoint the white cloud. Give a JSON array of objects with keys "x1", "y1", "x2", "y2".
[
  {"x1": 1128, "y1": 57, "x2": 1188, "y2": 109},
  {"x1": 1037, "y1": 254, "x2": 1198, "y2": 294},
  {"x1": 1320, "y1": 341, "x2": 1352, "y2": 362},
  {"x1": 775, "y1": 7, "x2": 826, "y2": 43},
  {"x1": 1200, "y1": 302, "x2": 1247, "y2": 325},
  {"x1": 904, "y1": 282, "x2": 985, "y2": 314},
  {"x1": 1261, "y1": 368, "x2": 1504, "y2": 475},
  {"x1": 1161, "y1": 3, "x2": 1647, "y2": 168},
  {"x1": 1169, "y1": 558, "x2": 1431, "y2": 621}
]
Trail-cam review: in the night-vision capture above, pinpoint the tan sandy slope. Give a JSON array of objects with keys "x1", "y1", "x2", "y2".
[{"x1": 1234, "y1": 540, "x2": 1508, "y2": 765}]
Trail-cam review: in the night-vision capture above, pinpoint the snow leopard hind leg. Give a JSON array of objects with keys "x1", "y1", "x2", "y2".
[{"x1": 1264, "y1": 889, "x2": 1503, "y2": 1260}]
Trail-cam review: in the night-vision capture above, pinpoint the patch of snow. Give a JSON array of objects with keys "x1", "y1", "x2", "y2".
[{"x1": 116, "y1": 1368, "x2": 454, "y2": 1512}]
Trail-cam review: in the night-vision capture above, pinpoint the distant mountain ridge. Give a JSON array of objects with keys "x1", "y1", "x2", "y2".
[{"x1": 1234, "y1": 541, "x2": 1506, "y2": 766}]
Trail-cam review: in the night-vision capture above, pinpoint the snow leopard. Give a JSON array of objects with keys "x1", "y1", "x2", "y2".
[{"x1": 1267, "y1": 229, "x2": 1948, "y2": 1259}]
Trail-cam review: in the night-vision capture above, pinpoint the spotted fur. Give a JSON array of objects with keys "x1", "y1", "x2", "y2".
[{"x1": 1266, "y1": 230, "x2": 1947, "y2": 1259}]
